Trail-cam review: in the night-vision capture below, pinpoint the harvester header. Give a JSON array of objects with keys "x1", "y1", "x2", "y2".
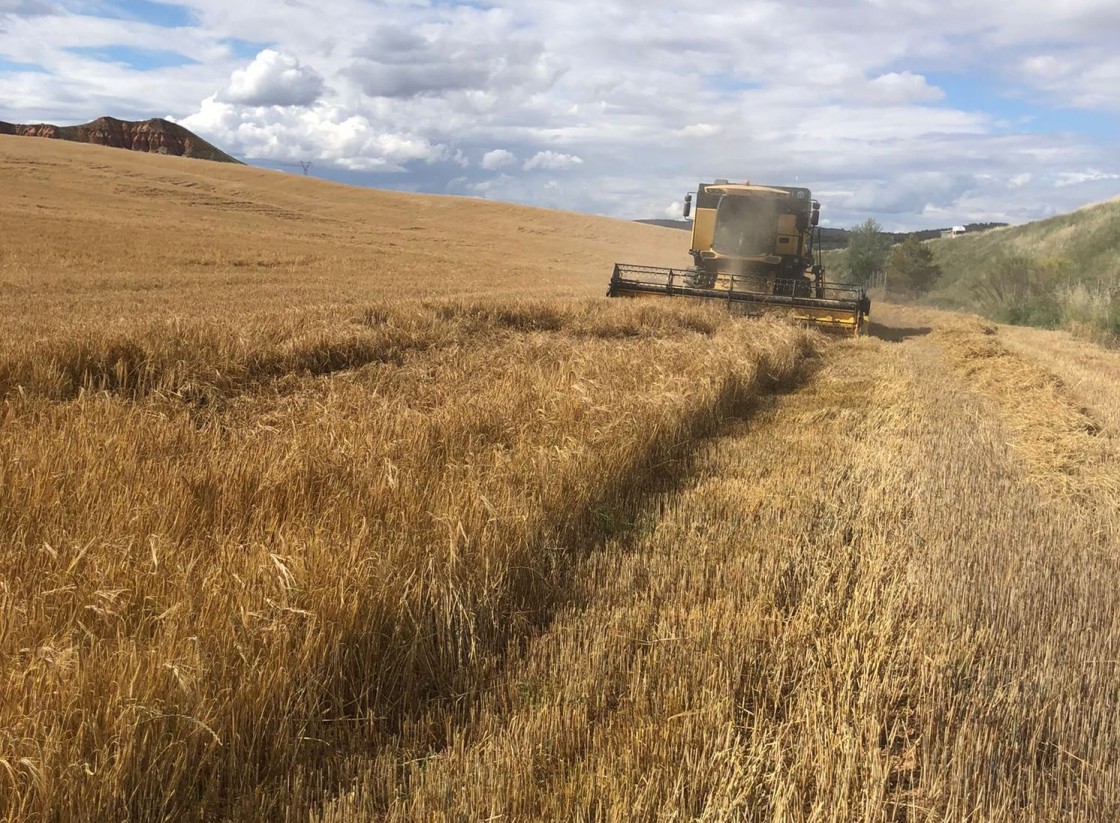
[{"x1": 608, "y1": 180, "x2": 870, "y2": 335}]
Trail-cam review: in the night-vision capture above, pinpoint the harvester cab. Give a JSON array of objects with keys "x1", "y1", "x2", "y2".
[{"x1": 608, "y1": 180, "x2": 870, "y2": 335}]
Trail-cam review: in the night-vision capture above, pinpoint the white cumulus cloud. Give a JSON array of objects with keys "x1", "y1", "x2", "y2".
[
  {"x1": 481, "y1": 149, "x2": 516, "y2": 170},
  {"x1": 221, "y1": 49, "x2": 324, "y2": 108},
  {"x1": 523, "y1": 150, "x2": 583, "y2": 171},
  {"x1": 179, "y1": 95, "x2": 448, "y2": 171},
  {"x1": 858, "y1": 72, "x2": 944, "y2": 105}
]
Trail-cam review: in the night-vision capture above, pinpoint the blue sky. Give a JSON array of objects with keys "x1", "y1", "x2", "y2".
[
  {"x1": 95, "y1": 0, "x2": 196, "y2": 29},
  {"x1": 3, "y1": 0, "x2": 1120, "y2": 229},
  {"x1": 927, "y1": 71, "x2": 1120, "y2": 139},
  {"x1": 65, "y1": 45, "x2": 197, "y2": 69}
]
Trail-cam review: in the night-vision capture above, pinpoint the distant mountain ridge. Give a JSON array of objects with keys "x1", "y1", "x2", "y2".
[{"x1": 0, "y1": 116, "x2": 240, "y2": 164}]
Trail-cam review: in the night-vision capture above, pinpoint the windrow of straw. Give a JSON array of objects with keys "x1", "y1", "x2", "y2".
[
  {"x1": 0, "y1": 298, "x2": 817, "y2": 821},
  {"x1": 1001, "y1": 321, "x2": 1120, "y2": 438},
  {"x1": 933, "y1": 316, "x2": 1120, "y2": 505}
]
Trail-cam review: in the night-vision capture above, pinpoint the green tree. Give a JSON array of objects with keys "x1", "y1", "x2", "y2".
[
  {"x1": 845, "y1": 218, "x2": 891, "y2": 285},
  {"x1": 885, "y1": 235, "x2": 942, "y2": 295}
]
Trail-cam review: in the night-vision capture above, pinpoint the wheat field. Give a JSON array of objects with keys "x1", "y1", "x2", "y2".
[{"x1": 3, "y1": 137, "x2": 1120, "y2": 822}]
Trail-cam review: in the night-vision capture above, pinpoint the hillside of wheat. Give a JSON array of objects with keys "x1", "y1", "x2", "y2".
[{"x1": 3, "y1": 136, "x2": 1120, "y2": 822}]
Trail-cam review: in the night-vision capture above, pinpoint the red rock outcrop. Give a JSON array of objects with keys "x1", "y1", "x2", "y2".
[{"x1": 0, "y1": 116, "x2": 240, "y2": 163}]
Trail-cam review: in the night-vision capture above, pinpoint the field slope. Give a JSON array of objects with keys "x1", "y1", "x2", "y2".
[
  {"x1": 3, "y1": 139, "x2": 1120, "y2": 822},
  {"x1": 928, "y1": 196, "x2": 1120, "y2": 297},
  {"x1": 0, "y1": 135, "x2": 688, "y2": 325}
]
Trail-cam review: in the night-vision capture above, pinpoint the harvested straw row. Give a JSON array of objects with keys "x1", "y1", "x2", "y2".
[{"x1": 934, "y1": 317, "x2": 1120, "y2": 506}]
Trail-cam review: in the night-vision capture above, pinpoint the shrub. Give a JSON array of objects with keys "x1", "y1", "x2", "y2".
[{"x1": 1057, "y1": 283, "x2": 1120, "y2": 345}]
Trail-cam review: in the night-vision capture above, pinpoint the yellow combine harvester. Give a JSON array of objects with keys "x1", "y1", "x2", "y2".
[{"x1": 608, "y1": 180, "x2": 871, "y2": 335}]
